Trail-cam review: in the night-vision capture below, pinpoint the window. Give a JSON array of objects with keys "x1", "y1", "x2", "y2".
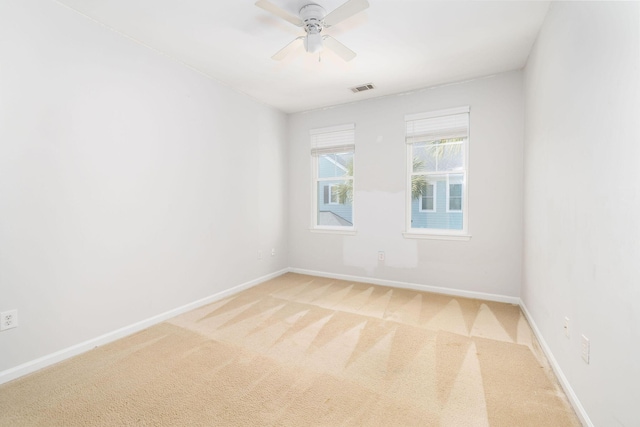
[
  {"x1": 405, "y1": 107, "x2": 469, "y2": 238},
  {"x1": 448, "y1": 178, "x2": 463, "y2": 212},
  {"x1": 311, "y1": 124, "x2": 355, "y2": 231},
  {"x1": 419, "y1": 182, "x2": 435, "y2": 212}
]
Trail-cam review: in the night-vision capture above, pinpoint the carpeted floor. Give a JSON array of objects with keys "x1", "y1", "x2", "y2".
[{"x1": 0, "y1": 273, "x2": 580, "y2": 426}]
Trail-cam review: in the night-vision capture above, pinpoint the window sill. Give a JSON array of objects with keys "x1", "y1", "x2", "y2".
[
  {"x1": 310, "y1": 228, "x2": 357, "y2": 236},
  {"x1": 403, "y1": 232, "x2": 471, "y2": 241}
]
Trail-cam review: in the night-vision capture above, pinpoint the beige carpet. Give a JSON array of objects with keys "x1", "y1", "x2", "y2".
[{"x1": 0, "y1": 273, "x2": 580, "y2": 426}]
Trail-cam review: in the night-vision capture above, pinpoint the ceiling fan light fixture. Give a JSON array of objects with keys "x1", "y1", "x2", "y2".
[{"x1": 304, "y1": 32, "x2": 323, "y2": 53}]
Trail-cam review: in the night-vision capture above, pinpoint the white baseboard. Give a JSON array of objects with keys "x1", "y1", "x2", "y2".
[
  {"x1": 519, "y1": 302, "x2": 592, "y2": 427},
  {"x1": 289, "y1": 268, "x2": 521, "y2": 305},
  {"x1": 0, "y1": 268, "x2": 289, "y2": 386}
]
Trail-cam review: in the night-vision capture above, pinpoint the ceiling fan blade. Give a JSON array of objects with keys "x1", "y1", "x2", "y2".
[
  {"x1": 323, "y1": 0, "x2": 369, "y2": 27},
  {"x1": 255, "y1": 0, "x2": 303, "y2": 27},
  {"x1": 323, "y1": 36, "x2": 357, "y2": 61},
  {"x1": 272, "y1": 36, "x2": 305, "y2": 61}
]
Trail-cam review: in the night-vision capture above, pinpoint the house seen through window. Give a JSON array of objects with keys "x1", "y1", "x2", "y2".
[{"x1": 311, "y1": 124, "x2": 355, "y2": 230}]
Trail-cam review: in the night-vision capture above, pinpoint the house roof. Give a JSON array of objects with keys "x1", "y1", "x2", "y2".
[{"x1": 318, "y1": 211, "x2": 353, "y2": 227}]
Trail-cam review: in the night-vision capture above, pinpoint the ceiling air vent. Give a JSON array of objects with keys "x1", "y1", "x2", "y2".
[{"x1": 350, "y1": 83, "x2": 375, "y2": 94}]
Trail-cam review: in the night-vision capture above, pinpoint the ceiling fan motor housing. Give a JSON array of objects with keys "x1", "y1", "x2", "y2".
[{"x1": 300, "y1": 4, "x2": 325, "y2": 31}]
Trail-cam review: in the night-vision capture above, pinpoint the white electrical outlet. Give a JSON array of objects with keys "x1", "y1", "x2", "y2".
[
  {"x1": 563, "y1": 317, "x2": 570, "y2": 338},
  {"x1": 271, "y1": 248, "x2": 276, "y2": 257},
  {"x1": 378, "y1": 251, "x2": 385, "y2": 262},
  {"x1": 581, "y1": 335, "x2": 590, "y2": 364},
  {"x1": 0, "y1": 310, "x2": 18, "y2": 331}
]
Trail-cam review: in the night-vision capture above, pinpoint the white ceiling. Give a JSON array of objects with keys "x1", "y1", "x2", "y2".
[{"x1": 55, "y1": 0, "x2": 550, "y2": 113}]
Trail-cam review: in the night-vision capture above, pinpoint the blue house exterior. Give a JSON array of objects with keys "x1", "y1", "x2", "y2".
[
  {"x1": 317, "y1": 153, "x2": 353, "y2": 226},
  {"x1": 410, "y1": 179, "x2": 463, "y2": 230}
]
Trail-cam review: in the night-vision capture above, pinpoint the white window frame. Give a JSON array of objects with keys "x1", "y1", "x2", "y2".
[
  {"x1": 418, "y1": 182, "x2": 436, "y2": 212},
  {"x1": 310, "y1": 123, "x2": 356, "y2": 234},
  {"x1": 404, "y1": 107, "x2": 470, "y2": 241}
]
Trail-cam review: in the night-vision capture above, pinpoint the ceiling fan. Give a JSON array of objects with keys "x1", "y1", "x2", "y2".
[{"x1": 255, "y1": 0, "x2": 370, "y2": 61}]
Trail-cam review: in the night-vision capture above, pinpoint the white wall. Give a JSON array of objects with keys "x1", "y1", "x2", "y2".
[
  {"x1": 523, "y1": 2, "x2": 640, "y2": 426},
  {"x1": 0, "y1": 0, "x2": 288, "y2": 374},
  {"x1": 288, "y1": 72, "x2": 524, "y2": 298}
]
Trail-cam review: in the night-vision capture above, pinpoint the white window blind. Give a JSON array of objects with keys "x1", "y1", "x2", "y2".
[
  {"x1": 310, "y1": 123, "x2": 355, "y2": 156},
  {"x1": 405, "y1": 108, "x2": 469, "y2": 144}
]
